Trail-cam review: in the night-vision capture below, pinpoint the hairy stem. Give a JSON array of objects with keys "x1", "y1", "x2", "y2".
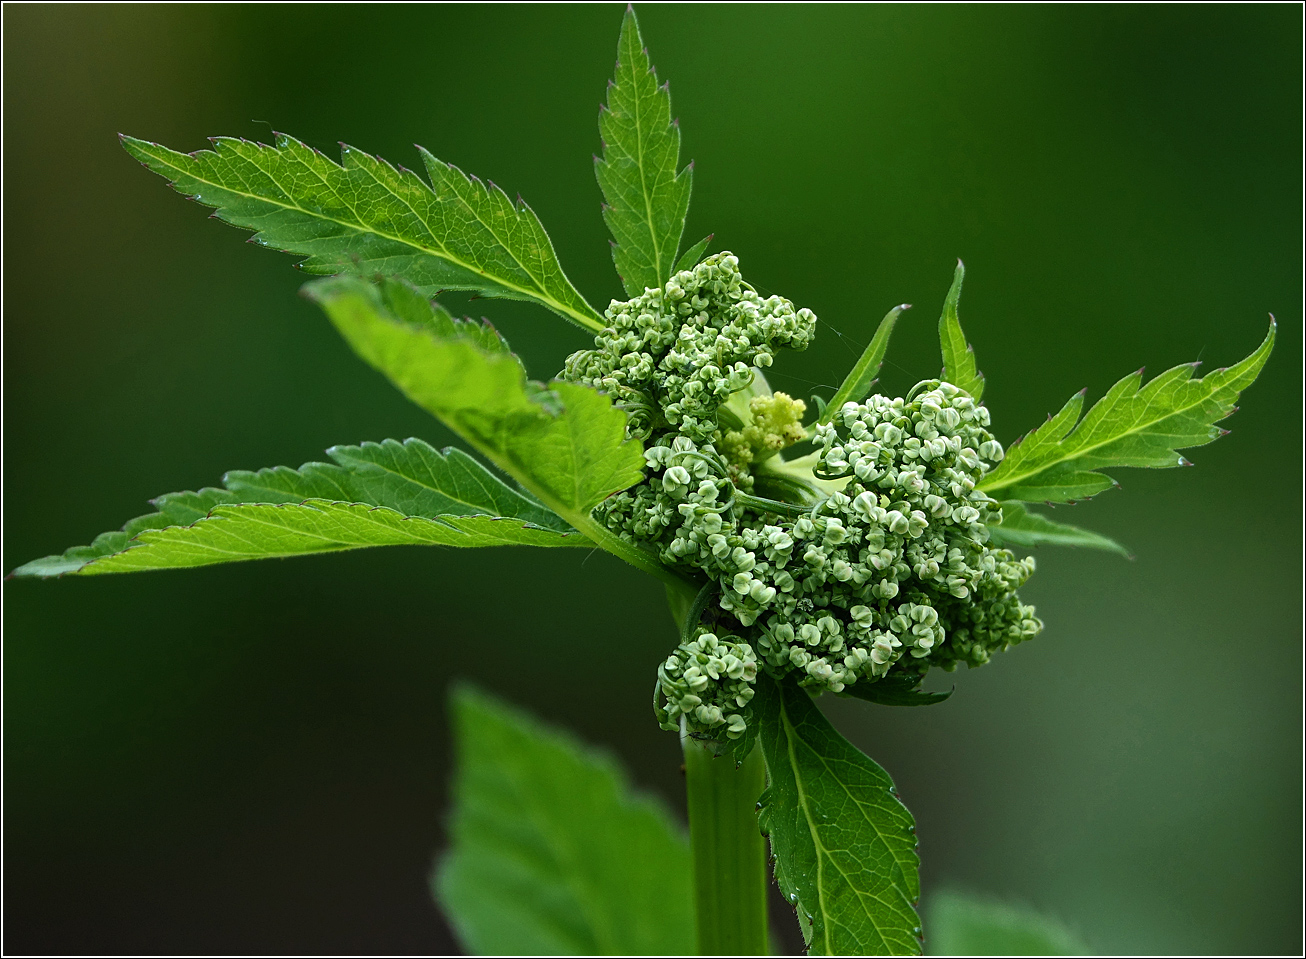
[{"x1": 682, "y1": 731, "x2": 770, "y2": 955}]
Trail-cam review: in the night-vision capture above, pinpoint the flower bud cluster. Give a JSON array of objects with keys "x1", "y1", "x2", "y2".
[
  {"x1": 563, "y1": 253, "x2": 816, "y2": 443},
  {"x1": 655, "y1": 628, "x2": 759, "y2": 739},
  {"x1": 560, "y1": 258, "x2": 1042, "y2": 742}
]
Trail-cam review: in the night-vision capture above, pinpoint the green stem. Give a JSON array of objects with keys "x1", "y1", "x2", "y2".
[{"x1": 682, "y1": 730, "x2": 770, "y2": 956}]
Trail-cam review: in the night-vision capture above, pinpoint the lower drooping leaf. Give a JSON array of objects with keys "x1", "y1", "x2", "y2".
[
  {"x1": 980, "y1": 320, "x2": 1275, "y2": 504},
  {"x1": 840, "y1": 671, "x2": 954, "y2": 708},
  {"x1": 436, "y1": 685, "x2": 694, "y2": 956},
  {"x1": 925, "y1": 893, "x2": 1091, "y2": 956},
  {"x1": 10, "y1": 438, "x2": 581, "y2": 578},
  {"x1": 988, "y1": 502, "x2": 1130, "y2": 558},
  {"x1": 756, "y1": 674, "x2": 922, "y2": 956}
]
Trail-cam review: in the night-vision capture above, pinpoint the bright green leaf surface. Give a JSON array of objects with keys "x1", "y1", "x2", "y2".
[
  {"x1": 988, "y1": 502, "x2": 1130, "y2": 557},
  {"x1": 436, "y1": 685, "x2": 694, "y2": 956},
  {"x1": 822, "y1": 304, "x2": 911, "y2": 424},
  {"x1": 674, "y1": 234, "x2": 712, "y2": 273},
  {"x1": 120, "y1": 133, "x2": 605, "y2": 332},
  {"x1": 980, "y1": 320, "x2": 1275, "y2": 504},
  {"x1": 304, "y1": 275, "x2": 679, "y2": 586},
  {"x1": 11, "y1": 438, "x2": 580, "y2": 578},
  {"x1": 925, "y1": 893, "x2": 1090, "y2": 956},
  {"x1": 596, "y1": 7, "x2": 692, "y2": 295},
  {"x1": 938, "y1": 261, "x2": 984, "y2": 401},
  {"x1": 756, "y1": 675, "x2": 922, "y2": 956}
]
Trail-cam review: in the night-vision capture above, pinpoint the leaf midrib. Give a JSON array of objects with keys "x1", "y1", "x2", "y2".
[
  {"x1": 621, "y1": 28, "x2": 664, "y2": 287},
  {"x1": 146, "y1": 145, "x2": 602, "y2": 331},
  {"x1": 779, "y1": 693, "x2": 898, "y2": 956},
  {"x1": 981, "y1": 373, "x2": 1210, "y2": 493}
]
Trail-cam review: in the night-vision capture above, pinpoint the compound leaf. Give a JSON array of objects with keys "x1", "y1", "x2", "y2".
[
  {"x1": 980, "y1": 320, "x2": 1275, "y2": 504},
  {"x1": 11, "y1": 438, "x2": 582, "y2": 578},
  {"x1": 120, "y1": 133, "x2": 605, "y2": 332},
  {"x1": 436, "y1": 685, "x2": 694, "y2": 956},
  {"x1": 938, "y1": 261, "x2": 984, "y2": 401},
  {"x1": 597, "y1": 6, "x2": 693, "y2": 295},
  {"x1": 988, "y1": 502, "x2": 1130, "y2": 558},
  {"x1": 306, "y1": 275, "x2": 646, "y2": 529},
  {"x1": 757, "y1": 674, "x2": 922, "y2": 956},
  {"x1": 822, "y1": 304, "x2": 911, "y2": 424}
]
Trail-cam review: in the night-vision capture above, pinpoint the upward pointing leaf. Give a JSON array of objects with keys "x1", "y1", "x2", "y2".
[
  {"x1": 120, "y1": 133, "x2": 605, "y2": 332},
  {"x1": 597, "y1": 6, "x2": 693, "y2": 296},
  {"x1": 821, "y1": 304, "x2": 911, "y2": 424},
  {"x1": 925, "y1": 893, "x2": 1090, "y2": 957},
  {"x1": 938, "y1": 261, "x2": 984, "y2": 400},
  {"x1": 10, "y1": 438, "x2": 583, "y2": 578},
  {"x1": 756, "y1": 674, "x2": 922, "y2": 956},
  {"x1": 436, "y1": 685, "x2": 694, "y2": 956},
  {"x1": 980, "y1": 320, "x2": 1275, "y2": 504}
]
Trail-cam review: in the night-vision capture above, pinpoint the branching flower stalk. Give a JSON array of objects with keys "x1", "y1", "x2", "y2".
[{"x1": 11, "y1": 7, "x2": 1274, "y2": 957}]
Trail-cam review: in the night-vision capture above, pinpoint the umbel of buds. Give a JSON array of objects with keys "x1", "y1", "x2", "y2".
[{"x1": 562, "y1": 253, "x2": 1041, "y2": 741}]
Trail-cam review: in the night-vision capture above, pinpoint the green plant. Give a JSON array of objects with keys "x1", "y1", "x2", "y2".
[{"x1": 10, "y1": 7, "x2": 1274, "y2": 955}]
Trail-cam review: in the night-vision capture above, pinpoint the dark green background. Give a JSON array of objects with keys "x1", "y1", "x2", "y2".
[{"x1": 4, "y1": 4, "x2": 1300, "y2": 954}]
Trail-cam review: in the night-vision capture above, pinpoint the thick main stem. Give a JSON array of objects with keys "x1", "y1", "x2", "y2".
[{"x1": 682, "y1": 731, "x2": 770, "y2": 956}]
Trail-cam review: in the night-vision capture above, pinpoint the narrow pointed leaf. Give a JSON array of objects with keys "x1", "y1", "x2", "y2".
[
  {"x1": 988, "y1": 502, "x2": 1131, "y2": 558},
  {"x1": 436, "y1": 685, "x2": 694, "y2": 956},
  {"x1": 756, "y1": 674, "x2": 922, "y2": 956},
  {"x1": 673, "y1": 234, "x2": 712, "y2": 274},
  {"x1": 980, "y1": 320, "x2": 1275, "y2": 504},
  {"x1": 11, "y1": 438, "x2": 582, "y2": 578},
  {"x1": 821, "y1": 304, "x2": 911, "y2": 424},
  {"x1": 120, "y1": 133, "x2": 605, "y2": 332},
  {"x1": 596, "y1": 6, "x2": 693, "y2": 295},
  {"x1": 938, "y1": 261, "x2": 984, "y2": 400}
]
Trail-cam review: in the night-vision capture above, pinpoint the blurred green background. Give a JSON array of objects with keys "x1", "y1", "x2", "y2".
[{"x1": 4, "y1": 4, "x2": 1300, "y2": 954}]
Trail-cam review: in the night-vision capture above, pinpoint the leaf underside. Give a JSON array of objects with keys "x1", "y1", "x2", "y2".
[
  {"x1": 120, "y1": 133, "x2": 605, "y2": 332},
  {"x1": 436, "y1": 685, "x2": 694, "y2": 956},
  {"x1": 841, "y1": 671, "x2": 953, "y2": 708},
  {"x1": 11, "y1": 439, "x2": 581, "y2": 578},
  {"x1": 305, "y1": 275, "x2": 646, "y2": 527},
  {"x1": 980, "y1": 320, "x2": 1275, "y2": 504},
  {"x1": 757, "y1": 674, "x2": 923, "y2": 956},
  {"x1": 988, "y1": 502, "x2": 1130, "y2": 558},
  {"x1": 938, "y1": 261, "x2": 984, "y2": 401},
  {"x1": 596, "y1": 6, "x2": 692, "y2": 296}
]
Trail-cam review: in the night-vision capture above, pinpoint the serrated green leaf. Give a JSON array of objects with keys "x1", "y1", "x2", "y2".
[
  {"x1": 596, "y1": 6, "x2": 693, "y2": 295},
  {"x1": 988, "y1": 502, "x2": 1131, "y2": 558},
  {"x1": 673, "y1": 234, "x2": 712, "y2": 273},
  {"x1": 304, "y1": 275, "x2": 692, "y2": 590},
  {"x1": 306, "y1": 275, "x2": 643, "y2": 518},
  {"x1": 938, "y1": 261, "x2": 984, "y2": 400},
  {"x1": 980, "y1": 320, "x2": 1275, "y2": 504},
  {"x1": 11, "y1": 438, "x2": 582, "y2": 578},
  {"x1": 436, "y1": 685, "x2": 694, "y2": 956},
  {"x1": 120, "y1": 133, "x2": 605, "y2": 332},
  {"x1": 756, "y1": 674, "x2": 922, "y2": 956},
  {"x1": 925, "y1": 893, "x2": 1090, "y2": 956},
  {"x1": 821, "y1": 304, "x2": 911, "y2": 425},
  {"x1": 840, "y1": 671, "x2": 953, "y2": 707}
]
